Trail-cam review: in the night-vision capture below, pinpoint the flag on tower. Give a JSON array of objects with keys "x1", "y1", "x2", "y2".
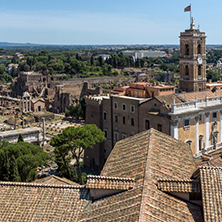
[{"x1": 184, "y1": 5, "x2": 191, "y2": 12}]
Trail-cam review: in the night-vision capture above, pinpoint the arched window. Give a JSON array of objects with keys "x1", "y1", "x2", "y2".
[
  {"x1": 185, "y1": 44, "x2": 189, "y2": 55},
  {"x1": 199, "y1": 135, "x2": 204, "y2": 151},
  {"x1": 185, "y1": 140, "x2": 192, "y2": 148},
  {"x1": 198, "y1": 44, "x2": 201, "y2": 54},
  {"x1": 185, "y1": 65, "x2": 189, "y2": 75},
  {"x1": 198, "y1": 65, "x2": 202, "y2": 76}
]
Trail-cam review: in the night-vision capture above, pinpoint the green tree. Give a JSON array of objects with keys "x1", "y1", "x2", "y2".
[
  {"x1": 98, "y1": 56, "x2": 104, "y2": 67},
  {"x1": 65, "y1": 97, "x2": 86, "y2": 120},
  {"x1": 207, "y1": 70, "x2": 219, "y2": 82},
  {"x1": 50, "y1": 124, "x2": 106, "y2": 184},
  {"x1": 18, "y1": 134, "x2": 24, "y2": 142},
  {"x1": 90, "y1": 56, "x2": 94, "y2": 66},
  {"x1": 0, "y1": 142, "x2": 49, "y2": 182},
  {"x1": 9, "y1": 155, "x2": 20, "y2": 182},
  {"x1": 1, "y1": 152, "x2": 10, "y2": 181}
]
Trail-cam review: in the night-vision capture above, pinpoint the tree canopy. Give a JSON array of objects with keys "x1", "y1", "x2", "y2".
[
  {"x1": 50, "y1": 124, "x2": 106, "y2": 184},
  {"x1": 0, "y1": 142, "x2": 49, "y2": 182},
  {"x1": 65, "y1": 97, "x2": 86, "y2": 120}
]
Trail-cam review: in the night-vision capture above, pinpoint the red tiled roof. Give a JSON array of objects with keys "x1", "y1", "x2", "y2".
[
  {"x1": 0, "y1": 181, "x2": 87, "y2": 221},
  {"x1": 80, "y1": 129, "x2": 203, "y2": 221},
  {"x1": 178, "y1": 89, "x2": 222, "y2": 101},
  {"x1": 195, "y1": 148, "x2": 222, "y2": 167},
  {"x1": 199, "y1": 166, "x2": 222, "y2": 222},
  {"x1": 33, "y1": 175, "x2": 81, "y2": 186}
]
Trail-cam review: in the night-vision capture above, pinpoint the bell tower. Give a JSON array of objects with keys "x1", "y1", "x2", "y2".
[{"x1": 179, "y1": 18, "x2": 207, "y2": 92}]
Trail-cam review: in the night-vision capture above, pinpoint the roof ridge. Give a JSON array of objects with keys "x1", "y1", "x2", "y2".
[
  {"x1": 0, "y1": 181, "x2": 84, "y2": 189},
  {"x1": 138, "y1": 129, "x2": 153, "y2": 222},
  {"x1": 157, "y1": 179, "x2": 194, "y2": 182},
  {"x1": 199, "y1": 165, "x2": 222, "y2": 169},
  {"x1": 174, "y1": 93, "x2": 187, "y2": 102},
  {"x1": 87, "y1": 175, "x2": 135, "y2": 181}
]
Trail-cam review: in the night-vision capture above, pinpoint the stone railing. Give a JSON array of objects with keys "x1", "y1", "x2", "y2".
[
  {"x1": 171, "y1": 95, "x2": 222, "y2": 114},
  {"x1": 195, "y1": 141, "x2": 222, "y2": 158}
]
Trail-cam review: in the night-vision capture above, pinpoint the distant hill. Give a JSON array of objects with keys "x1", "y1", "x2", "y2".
[{"x1": 0, "y1": 42, "x2": 41, "y2": 47}]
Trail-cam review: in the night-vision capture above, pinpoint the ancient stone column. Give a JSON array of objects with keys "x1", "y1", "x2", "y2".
[
  {"x1": 22, "y1": 97, "x2": 24, "y2": 113},
  {"x1": 205, "y1": 112, "x2": 210, "y2": 148},
  {"x1": 170, "y1": 120, "x2": 178, "y2": 139},
  {"x1": 220, "y1": 110, "x2": 222, "y2": 142},
  {"x1": 42, "y1": 118, "x2": 46, "y2": 146},
  {"x1": 195, "y1": 116, "x2": 199, "y2": 155},
  {"x1": 29, "y1": 98, "x2": 31, "y2": 112},
  {"x1": 26, "y1": 98, "x2": 28, "y2": 112}
]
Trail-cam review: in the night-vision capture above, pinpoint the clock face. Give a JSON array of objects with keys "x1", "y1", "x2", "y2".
[{"x1": 197, "y1": 56, "x2": 203, "y2": 64}]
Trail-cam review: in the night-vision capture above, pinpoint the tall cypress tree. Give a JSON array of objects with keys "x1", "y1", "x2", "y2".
[
  {"x1": 2, "y1": 152, "x2": 10, "y2": 181},
  {"x1": 18, "y1": 134, "x2": 24, "y2": 142},
  {"x1": 9, "y1": 155, "x2": 21, "y2": 182}
]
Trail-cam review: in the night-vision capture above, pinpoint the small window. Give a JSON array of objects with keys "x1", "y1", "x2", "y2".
[
  {"x1": 104, "y1": 130, "x2": 107, "y2": 138},
  {"x1": 212, "y1": 112, "x2": 217, "y2": 119},
  {"x1": 114, "y1": 132, "x2": 119, "y2": 143},
  {"x1": 131, "y1": 105, "x2": 135, "y2": 113},
  {"x1": 114, "y1": 102, "x2": 118, "y2": 109},
  {"x1": 122, "y1": 133, "x2": 127, "y2": 139},
  {"x1": 157, "y1": 124, "x2": 162, "y2": 132},
  {"x1": 199, "y1": 115, "x2": 202, "y2": 122},
  {"x1": 185, "y1": 44, "x2": 189, "y2": 55},
  {"x1": 114, "y1": 114, "x2": 118, "y2": 123},
  {"x1": 185, "y1": 65, "x2": 189, "y2": 75},
  {"x1": 184, "y1": 119, "x2": 190, "y2": 126},
  {"x1": 198, "y1": 65, "x2": 202, "y2": 76},
  {"x1": 103, "y1": 111, "x2": 107, "y2": 120},
  {"x1": 145, "y1": 120, "x2": 150, "y2": 130},
  {"x1": 199, "y1": 135, "x2": 203, "y2": 151},
  {"x1": 198, "y1": 44, "x2": 201, "y2": 54},
  {"x1": 131, "y1": 118, "x2": 135, "y2": 126},
  {"x1": 185, "y1": 140, "x2": 192, "y2": 148},
  {"x1": 122, "y1": 104, "x2": 126, "y2": 111},
  {"x1": 123, "y1": 116, "x2": 126, "y2": 124}
]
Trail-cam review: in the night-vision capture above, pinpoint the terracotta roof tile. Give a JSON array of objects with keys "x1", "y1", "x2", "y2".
[
  {"x1": 86, "y1": 175, "x2": 135, "y2": 190},
  {"x1": 155, "y1": 94, "x2": 183, "y2": 107},
  {"x1": 178, "y1": 89, "x2": 222, "y2": 102},
  {"x1": 80, "y1": 129, "x2": 203, "y2": 221},
  {"x1": 200, "y1": 166, "x2": 222, "y2": 222},
  {"x1": 34, "y1": 175, "x2": 80, "y2": 186},
  {"x1": 157, "y1": 179, "x2": 201, "y2": 192},
  {"x1": 195, "y1": 148, "x2": 222, "y2": 167},
  {"x1": 0, "y1": 181, "x2": 87, "y2": 222}
]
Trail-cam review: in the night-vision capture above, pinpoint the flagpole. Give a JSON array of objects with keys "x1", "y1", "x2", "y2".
[{"x1": 190, "y1": 3, "x2": 192, "y2": 28}]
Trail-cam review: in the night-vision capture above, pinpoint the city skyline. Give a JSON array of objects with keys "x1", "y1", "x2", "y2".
[{"x1": 0, "y1": 0, "x2": 221, "y2": 45}]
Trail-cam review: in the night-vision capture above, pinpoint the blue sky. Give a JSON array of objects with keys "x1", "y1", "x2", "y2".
[{"x1": 0, "y1": 0, "x2": 221, "y2": 45}]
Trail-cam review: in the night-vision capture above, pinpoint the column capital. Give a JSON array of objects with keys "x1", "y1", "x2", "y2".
[
  {"x1": 195, "y1": 116, "x2": 199, "y2": 123},
  {"x1": 170, "y1": 119, "x2": 178, "y2": 127},
  {"x1": 205, "y1": 112, "x2": 210, "y2": 117}
]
